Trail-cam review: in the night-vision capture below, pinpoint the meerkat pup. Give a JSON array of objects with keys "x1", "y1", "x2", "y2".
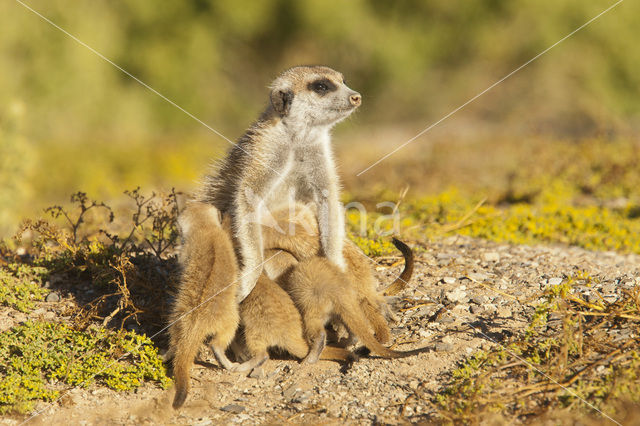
[
  {"x1": 235, "y1": 252, "x2": 356, "y2": 374},
  {"x1": 261, "y1": 204, "x2": 414, "y2": 344},
  {"x1": 167, "y1": 202, "x2": 239, "y2": 409},
  {"x1": 198, "y1": 66, "x2": 362, "y2": 301},
  {"x1": 280, "y1": 256, "x2": 425, "y2": 363}
]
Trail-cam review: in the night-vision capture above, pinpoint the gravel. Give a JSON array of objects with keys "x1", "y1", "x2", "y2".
[{"x1": 17, "y1": 234, "x2": 640, "y2": 425}]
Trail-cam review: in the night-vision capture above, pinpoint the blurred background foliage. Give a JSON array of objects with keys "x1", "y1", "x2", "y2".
[{"x1": 1, "y1": 0, "x2": 639, "y2": 235}]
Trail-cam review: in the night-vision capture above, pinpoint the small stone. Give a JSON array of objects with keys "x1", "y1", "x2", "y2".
[
  {"x1": 470, "y1": 305, "x2": 484, "y2": 314},
  {"x1": 412, "y1": 305, "x2": 436, "y2": 318},
  {"x1": 292, "y1": 391, "x2": 312, "y2": 404},
  {"x1": 442, "y1": 277, "x2": 456, "y2": 284},
  {"x1": 44, "y1": 311, "x2": 56, "y2": 321},
  {"x1": 437, "y1": 315, "x2": 455, "y2": 324},
  {"x1": 467, "y1": 272, "x2": 489, "y2": 282},
  {"x1": 496, "y1": 307, "x2": 512, "y2": 318},
  {"x1": 408, "y1": 380, "x2": 420, "y2": 390},
  {"x1": 12, "y1": 312, "x2": 27, "y2": 323},
  {"x1": 220, "y1": 404, "x2": 245, "y2": 414},
  {"x1": 435, "y1": 342, "x2": 453, "y2": 352},
  {"x1": 483, "y1": 303, "x2": 497, "y2": 313},
  {"x1": 445, "y1": 287, "x2": 467, "y2": 303},
  {"x1": 417, "y1": 329, "x2": 431, "y2": 338},
  {"x1": 283, "y1": 384, "x2": 300, "y2": 399},
  {"x1": 470, "y1": 295, "x2": 488, "y2": 304},
  {"x1": 451, "y1": 304, "x2": 470, "y2": 315},
  {"x1": 441, "y1": 335, "x2": 454, "y2": 344},
  {"x1": 547, "y1": 277, "x2": 563, "y2": 286},
  {"x1": 46, "y1": 292, "x2": 60, "y2": 303},
  {"x1": 482, "y1": 252, "x2": 500, "y2": 262}
]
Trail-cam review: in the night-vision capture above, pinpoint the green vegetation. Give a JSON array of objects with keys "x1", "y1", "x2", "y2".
[
  {"x1": 346, "y1": 138, "x2": 640, "y2": 256},
  {"x1": 0, "y1": 190, "x2": 178, "y2": 414},
  {"x1": 0, "y1": 321, "x2": 169, "y2": 415},
  {"x1": 0, "y1": 263, "x2": 48, "y2": 313},
  {"x1": 406, "y1": 186, "x2": 640, "y2": 254},
  {"x1": 347, "y1": 184, "x2": 640, "y2": 258},
  {"x1": 433, "y1": 274, "x2": 640, "y2": 422}
]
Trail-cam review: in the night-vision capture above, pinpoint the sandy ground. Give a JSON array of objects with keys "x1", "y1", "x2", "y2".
[{"x1": 2, "y1": 235, "x2": 639, "y2": 425}]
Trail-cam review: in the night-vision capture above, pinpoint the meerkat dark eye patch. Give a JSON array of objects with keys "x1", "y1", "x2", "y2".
[{"x1": 308, "y1": 78, "x2": 337, "y2": 96}]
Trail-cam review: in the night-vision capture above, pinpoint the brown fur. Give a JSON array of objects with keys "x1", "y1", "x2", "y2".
[
  {"x1": 261, "y1": 205, "x2": 415, "y2": 344},
  {"x1": 280, "y1": 257, "x2": 426, "y2": 362},
  {"x1": 197, "y1": 66, "x2": 361, "y2": 302},
  {"x1": 235, "y1": 255, "x2": 356, "y2": 373},
  {"x1": 168, "y1": 202, "x2": 239, "y2": 409}
]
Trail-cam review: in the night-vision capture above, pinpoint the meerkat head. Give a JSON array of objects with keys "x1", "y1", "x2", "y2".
[{"x1": 269, "y1": 65, "x2": 361, "y2": 127}]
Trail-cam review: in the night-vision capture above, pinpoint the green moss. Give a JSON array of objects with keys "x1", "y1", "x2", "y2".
[
  {"x1": 0, "y1": 321, "x2": 170, "y2": 415},
  {"x1": 0, "y1": 263, "x2": 49, "y2": 312}
]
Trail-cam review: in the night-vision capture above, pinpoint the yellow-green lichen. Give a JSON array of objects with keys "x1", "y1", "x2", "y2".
[
  {"x1": 0, "y1": 263, "x2": 49, "y2": 312},
  {"x1": 403, "y1": 186, "x2": 640, "y2": 255},
  {"x1": 0, "y1": 321, "x2": 170, "y2": 415}
]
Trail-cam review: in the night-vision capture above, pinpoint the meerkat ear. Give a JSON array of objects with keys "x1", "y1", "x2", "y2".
[{"x1": 271, "y1": 89, "x2": 294, "y2": 117}]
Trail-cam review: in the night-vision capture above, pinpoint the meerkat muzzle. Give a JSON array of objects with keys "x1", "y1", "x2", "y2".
[{"x1": 349, "y1": 93, "x2": 362, "y2": 107}]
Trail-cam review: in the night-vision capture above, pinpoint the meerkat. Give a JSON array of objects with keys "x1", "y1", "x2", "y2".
[
  {"x1": 260, "y1": 204, "x2": 414, "y2": 344},
  {"x1": 198, "y1": 66, "x2": 361, "y2": 302},
  {"x1": 234, "y1": 255, "x2": 357, "y2": 374},
  {"x1": 167, "y1": 202, "x2": 240, "y2": 409},
  {"x1": 279, "y1": 256, "x2": 426, "y2": 363}
]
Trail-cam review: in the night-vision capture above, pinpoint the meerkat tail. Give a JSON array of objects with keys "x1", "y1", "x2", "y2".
[
  {"x1": 333, "y1": 298, "x2": 424, "y2": 359},
  {"x1": 382, "y1": 238, "x2": 415, "y2": 296},
  {"x1": 171, "y1": 330, "x2": 202, "y2": 409}
]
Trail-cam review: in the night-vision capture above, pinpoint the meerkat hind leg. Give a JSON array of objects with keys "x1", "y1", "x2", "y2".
[
  {"x1": 231, "y1": 352, "x2": 269, "y2": 373},
  {"x1": 211, "y1": 343, "x2": 238, "y2": 370},
  {"x1": 303, "y1": 329, "x2": 327, "y2": 364},
  {"x1": 210, "y1": 325, "x2": 240, "y2": 370}
]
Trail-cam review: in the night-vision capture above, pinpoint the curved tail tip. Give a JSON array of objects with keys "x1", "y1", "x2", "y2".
[
  {"x1": 172, "y1": 389, "x2": 187, "y2": 409},
  {"x1": 391, "y1": 237, "x2": 411, "y2": 252}
]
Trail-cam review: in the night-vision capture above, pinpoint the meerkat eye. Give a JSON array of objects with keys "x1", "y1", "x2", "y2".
[{"x1": 308, "y1": 78, "x2": 336, "y2": 96}]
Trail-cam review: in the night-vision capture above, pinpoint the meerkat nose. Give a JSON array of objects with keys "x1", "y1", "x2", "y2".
[{"x1": 349, "y1": 93, "x2": 362, "y2": 107}]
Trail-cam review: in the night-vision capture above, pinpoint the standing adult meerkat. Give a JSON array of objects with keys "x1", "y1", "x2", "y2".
[
  {"x1": 198, "y1": 66, "x2": 361, "y2": 301},
  {"x1": 167, "y1": 202, "x2": 239, "y2": 409}
]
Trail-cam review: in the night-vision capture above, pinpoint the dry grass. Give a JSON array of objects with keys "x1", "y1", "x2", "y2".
[{"x1": 430, "y1": 274, "x2": 640, "y2": 424}]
